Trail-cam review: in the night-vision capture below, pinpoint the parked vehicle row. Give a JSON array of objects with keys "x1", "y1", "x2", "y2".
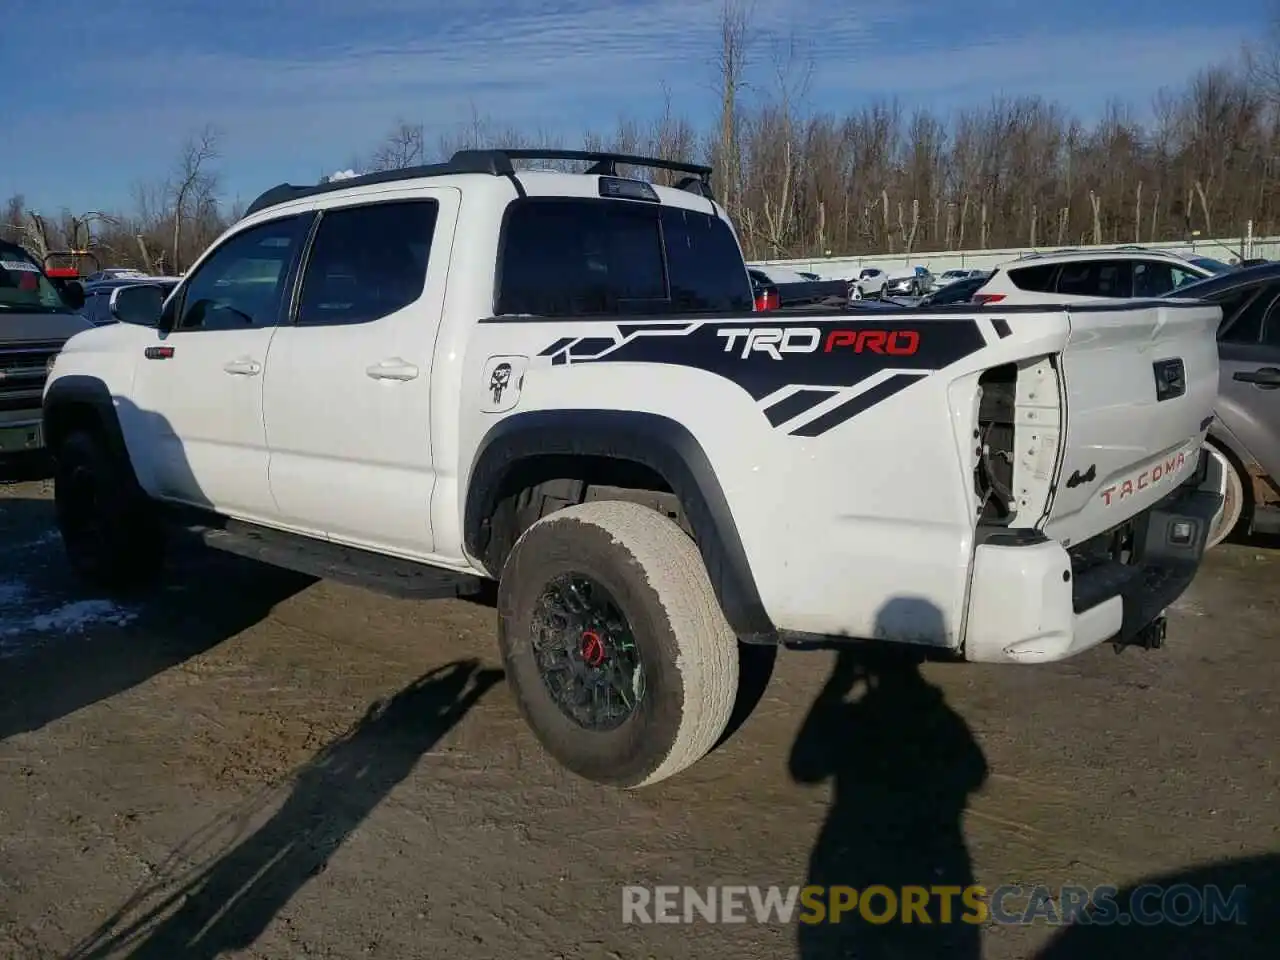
[{"x1": 747, "y1": 266, "x2": 848, "y2": 308}]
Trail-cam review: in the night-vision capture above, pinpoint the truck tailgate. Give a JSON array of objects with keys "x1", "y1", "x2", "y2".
[{"x1": 1041, "y1": 301, "x2": 1220, "y2": 545}]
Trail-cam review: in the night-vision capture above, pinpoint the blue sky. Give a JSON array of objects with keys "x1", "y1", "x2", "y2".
[{"x1": 1, "y1": 0, "x2": 1265, "y2": 215}]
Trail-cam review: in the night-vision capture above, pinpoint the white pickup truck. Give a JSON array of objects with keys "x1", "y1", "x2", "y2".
[{"x1": 42, "y1": 148, "x2": 1222, "y2": 787}]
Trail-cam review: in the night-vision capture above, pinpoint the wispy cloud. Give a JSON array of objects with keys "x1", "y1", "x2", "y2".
[{"x1": 1, "y1": 0, "x2": 1252, "y2": 212}]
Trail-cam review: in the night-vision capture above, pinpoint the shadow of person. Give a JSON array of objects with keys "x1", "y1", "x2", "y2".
[
  {"x1": 1033, "y1": 853, "x2": 1279, "y2": 959},
  {"x1": 790, "y1": 597, "x2": 988, "y2": 960},
  {"x1": 65, "y1": 659, "x2": 503, "y2": 960}
]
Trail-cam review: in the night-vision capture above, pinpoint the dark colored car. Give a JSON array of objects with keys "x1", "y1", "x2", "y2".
[
  {"x1": 1161, "y1": 262, "x2": 1280, "y2": 546},
  {"x1": 919, "y1": 273, "x2": 990, "y2": 306},
  {"x1": 747, "y1": 268, "x2": 848, "y2": 309}
]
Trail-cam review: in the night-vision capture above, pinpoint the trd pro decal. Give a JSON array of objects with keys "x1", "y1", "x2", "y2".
[{"x1": 533, "y1": 318, "x2": 987, "y2": 436}]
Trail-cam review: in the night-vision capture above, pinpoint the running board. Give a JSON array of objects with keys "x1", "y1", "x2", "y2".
[{"x1": 179, "y1": 518, "x2": 485, "y2": 600}]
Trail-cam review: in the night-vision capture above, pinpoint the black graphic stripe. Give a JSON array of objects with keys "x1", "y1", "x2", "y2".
[
  {"x1": 568, "y1": 337, "x2": 617, "y2": 358},
  {"x1": 763, "y1": 389, "x2": 837, "y2": 426},
  {"x1": 539, "y1": 337, "x2": 578, "y2": 357},
  {"x1": 789, "y1": 374, "x2": 927, "y2": 437},
  {"x1": 991, "y1": 318, "x2": 1012, "y2": 338},
  {"x1": 617, "y1": 322, "x2": 694, "y2": 338}
]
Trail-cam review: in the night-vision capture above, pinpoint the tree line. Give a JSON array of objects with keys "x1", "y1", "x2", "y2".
[{"x1": 5, "y1": 4, "x2": 1279, "y2": 269}]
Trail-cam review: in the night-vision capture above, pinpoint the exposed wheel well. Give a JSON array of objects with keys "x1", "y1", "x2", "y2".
[
  {"x1": 464, "y1": 409, "x2": 776, "y2": 641},
  {"x1": 479, "y1": 454, "x2": 690, "y2": 575},
  {"x1": 43, "y1": 402, "x2": 106, "y2": 455}
]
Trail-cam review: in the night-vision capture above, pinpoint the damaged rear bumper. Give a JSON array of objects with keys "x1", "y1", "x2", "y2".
[{"x1": 962, "y1": 456, "x2": 1222, "y2": 664}]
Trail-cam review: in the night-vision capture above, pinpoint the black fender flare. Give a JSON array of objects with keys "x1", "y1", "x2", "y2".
[
  {"x1": 42, "y1": 375, "x2": 140, "y2": 485},
  {"x1": 463, "y1": 409, "x2": 776, "y2": 641}
]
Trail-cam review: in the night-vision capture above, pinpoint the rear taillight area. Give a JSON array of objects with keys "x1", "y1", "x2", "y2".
[
  {"x1": 973, "y1": 293, "x2": 1006, "y2": 305},
  {"x1": 975, "y1": 364, "x2": 1017, "y2": 524},
  {"x1": 973, "y1": 356, "x2": 1064, "y2": 527}
]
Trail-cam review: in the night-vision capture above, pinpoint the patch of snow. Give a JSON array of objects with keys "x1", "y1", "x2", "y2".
[
  {"x1": 27, "y1": 599, "x2": 138, "y2": 633},
  {"x1": 0, "y1": 594, "x2": 138, "y2": 643}
]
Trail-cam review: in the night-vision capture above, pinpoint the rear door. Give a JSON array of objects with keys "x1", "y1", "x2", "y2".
[
  {"x1": 263, "y1": 189, "x2": 458, "y2": 554},
  {"x1": 1215, "y1": 284, "x2": 1280, "y2": 482}
]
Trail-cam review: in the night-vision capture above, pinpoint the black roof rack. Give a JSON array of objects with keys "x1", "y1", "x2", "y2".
[{"x1": 244, "y1": 148, "x2": 714, "y2": 217}]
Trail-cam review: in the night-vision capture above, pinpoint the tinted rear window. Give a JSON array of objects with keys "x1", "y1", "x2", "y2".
[
  {"x1": 1007, "y1": 263, "x2": 1057, "y2": 292},
  {"x1": 496, "y1": 198, "x2": 751, "y2": 316},
  {"x1": 662, "y1": 206, "x2": 753, "y2": 311}
]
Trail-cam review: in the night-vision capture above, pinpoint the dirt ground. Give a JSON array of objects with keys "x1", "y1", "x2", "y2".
[{"x1": 1, "y1": 474, "x2": 1277, "y2": 960}]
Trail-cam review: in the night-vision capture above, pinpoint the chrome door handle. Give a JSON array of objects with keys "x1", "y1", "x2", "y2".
[
  {"x1": 366, "y1": 358, "x2": 419, "y2": 381},
  {"x1": 223, "y1": 358, "x2": 262, "y2": 376}
]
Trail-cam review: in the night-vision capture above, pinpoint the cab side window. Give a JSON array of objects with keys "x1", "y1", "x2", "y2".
[
  {"x1": 174, "y1": 214, "x2": 310, "y2": 332},
  {"x1": 296, "y1": 199, "x2": 439, "y2": 326}
]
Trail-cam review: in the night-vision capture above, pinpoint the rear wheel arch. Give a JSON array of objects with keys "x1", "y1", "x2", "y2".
[{"x1": 463, "y1": 410, "x2": 775, "y2": 641}]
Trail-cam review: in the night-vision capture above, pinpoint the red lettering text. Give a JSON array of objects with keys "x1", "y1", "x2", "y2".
[
  {"x1": 887, "y1": 330, "x2": 920, "y2": 355},
  {"x1": 823, "y1": 329, "x2": 921, "y2": 355},
  {"x1": 824, "y1": 330, "x2": 856, "y2": 351},
  {"x1": 860, "y1": 330, "x2": 887, "y2": 353}
]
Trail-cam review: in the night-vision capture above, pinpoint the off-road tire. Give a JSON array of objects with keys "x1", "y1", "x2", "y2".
[
  {"x1": 497, "y1": 500, "x2": 738, "y2": 788},
  {"x1": 53, "y1": 428, "x2": 163, "y2": 591}
]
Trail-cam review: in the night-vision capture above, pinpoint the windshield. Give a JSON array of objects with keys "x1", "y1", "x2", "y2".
[
  {"x1": 1187, "y1": 256, "x2": 1231, "y2": 274},
  {"x1": 0, "y1": 247, "x2": 70, "y2": 313}
]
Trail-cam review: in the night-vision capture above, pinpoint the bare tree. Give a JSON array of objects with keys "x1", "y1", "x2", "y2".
[
  {"x1": 169, "y1": 125, "x2": 221, "y2": 273},
  {"x1": 713, "y1": 0, "x2": 753, "y2": 218},
  {"x1": 369, "y1": 120, "x2": 425, "y2": 171},
  {"x1": 1245, "y1": 1, "x2": 1280, "y2": 106},
  {"x1": 16, "y1": 27, "x2": 1280, "y2": 267}
]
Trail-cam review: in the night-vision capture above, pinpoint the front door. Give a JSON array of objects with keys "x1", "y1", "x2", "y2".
[
  {"x1": 263, "y1": 189, "x2": 458, "y2": 555},
  {"x1": 1215, "y1": 283, "x2": 1280, "y2": 483},
  {"x1": 130, "y1": 213, "x2": 313, "y2": 520}
]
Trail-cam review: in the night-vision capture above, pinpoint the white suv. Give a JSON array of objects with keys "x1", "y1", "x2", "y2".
[{"x1": 970, "y1": 248, "x2": 1232, "y2": 306}]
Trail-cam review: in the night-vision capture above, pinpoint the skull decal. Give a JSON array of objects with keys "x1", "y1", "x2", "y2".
[{"x1": 489, "y1": 362, "x2": 513, "y2": 403}]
